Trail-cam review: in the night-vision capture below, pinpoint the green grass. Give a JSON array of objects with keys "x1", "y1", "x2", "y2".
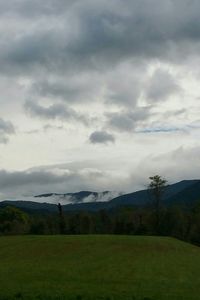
[{"x1": 0, "y1": 235, "x2": 200, "y2": 300}]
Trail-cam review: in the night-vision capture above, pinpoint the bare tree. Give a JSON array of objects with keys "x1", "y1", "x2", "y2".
[{"x1": 58, "y1": 202, "x2": 65, "y2": 234}]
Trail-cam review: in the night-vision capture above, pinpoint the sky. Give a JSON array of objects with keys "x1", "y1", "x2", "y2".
[{"x1": 1, "y1": 0, "x2": 200, "y2": 200}]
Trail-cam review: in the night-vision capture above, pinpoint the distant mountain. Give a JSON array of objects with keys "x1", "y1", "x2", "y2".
[
  {"x1": 166, "y1": 180, "x2": 200, "y2": 206},
  {"x1": 35, "y1": 191, "x2": 99, "y2": 200},
  {"x1": 1, "y1": 180, "x2": 200, "y2": 213},
  {"x1": 0, "y1": 200, "x2": 57, "y2": 214},
  {"x1": 34, "y1": 190, "x2": 120, "y2": 204},
  {"x1": 109, "y1": 180, "x2": 200, "y2": 207}
]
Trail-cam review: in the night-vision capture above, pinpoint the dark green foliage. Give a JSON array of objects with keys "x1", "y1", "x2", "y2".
[
  {"x1": 0, "y1": 206, "x2": 30, "y2": 235},
  {"x1": 2, "y1": 198, "x2": 200, "y2": 246}
]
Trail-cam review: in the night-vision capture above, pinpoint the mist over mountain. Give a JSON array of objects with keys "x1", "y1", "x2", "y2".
[
  {"x1": 1, "y1": 179, "x2": 200, "y2": 213},
  {"x1": 34, "y1": 191, "x2": 122, "y2": 204}
]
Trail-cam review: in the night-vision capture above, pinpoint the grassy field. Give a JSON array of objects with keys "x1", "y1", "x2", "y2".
[{"x1": 0, "y1": 235, "x2": 200, "y2": 300}]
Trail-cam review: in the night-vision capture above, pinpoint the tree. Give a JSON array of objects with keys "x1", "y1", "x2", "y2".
[
  {"x1": 0, "y1": 206, "x2": 30, "y2": 235},
  {"x1": 148, "y1": 175, "x2": 167, "y2": 234},
  {"x1": 58, "y1": 203, "x2": 66, "y2": 234}
]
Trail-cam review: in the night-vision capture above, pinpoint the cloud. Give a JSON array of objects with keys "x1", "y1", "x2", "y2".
[
  {"x1": 145, "y1": 69, "x2": 180, "y2": 102},
  {"x1": 0, "y1": 118, "x2": 15, "y2": 143},
  {"x1": 136, "y1": 145, "x2": 200, "y2": 184},
  {"x1": 25, "y1": 100, "x2": 88, "y2": 125},
  {"x1": 0, "y1": 169, "x2": 66, "y2": 189},
  {"x1": 0, "y1": 1, "x2": 75, "y2": 18},
  {"x1": 107, "y1": 108, "x2": 151, "y2": 132},
  {"x1": 89, "y1": 131, "x2": 115, "y2": 144},
  {"x1": 104, "y1": 62, "x2": 145, "y2": 107},
  {"x1": 0, "y1": 0, "x2": 200, "y2": 199},
  {"x1": 29, "y1": 73, "x2": 104, "y2": 104},
  {"x1": 0, "y1": 168, "x2": 77, "y2": 199},
  {"x1": 28, "y1": 190, "x2": 122, "y2": 205},
  {"x1": 2, "y1": 0, "x2": 200, "y2": 77},
  {"x1": 138, "y1": 127, "x2": 183, "y2": 134},
  {"x1": 0, "y1": 118, "x2": 15, "y2": 134},
  {"x1": 0, "y1": 164, "x2": 126, "y2": 200},
  {"x1": 80, "y1": 191, "x2": 121, "y2": 203},
  {"x1": 0, "y1": 141, "x2": 200, "y2": 200}
]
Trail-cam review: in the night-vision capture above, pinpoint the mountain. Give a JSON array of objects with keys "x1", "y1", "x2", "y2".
[
  {"x1": 0, "y1": 200, "x2": 57, "y2": 213},
  {"x1": 109, "y1": 180, "x2": 200, "y2": 207},
  {"x1": 0, "y1": 180, "x2": 200, "y2": 213},
  {"x1": 34, "y1": 190, "x2": 120, "y2": 204},
  {"x1": 166, "y1": 180, "x2": 200, "y2": 206}
]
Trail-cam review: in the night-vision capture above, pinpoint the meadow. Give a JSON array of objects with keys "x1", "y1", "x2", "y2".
[{"x1": 0, "y1": 235, "x2": 199, "y2": 300}]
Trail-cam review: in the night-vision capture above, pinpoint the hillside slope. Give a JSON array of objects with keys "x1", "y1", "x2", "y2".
[
  {"x1": 166, "y1": 180, "x2": 200, "y2": 206},
  {"x1": 109, "y1": 179, "x2": 200, "y2": 207},
  {"x1": 0, "y1": 235, "x2": 199, "y2": 300}
]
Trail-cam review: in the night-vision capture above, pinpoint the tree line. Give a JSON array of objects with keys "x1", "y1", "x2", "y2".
[{"x1": 1, "y1": 203, "x2": 200, "y2": 244}]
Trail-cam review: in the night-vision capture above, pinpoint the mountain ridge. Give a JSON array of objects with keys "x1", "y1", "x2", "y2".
[{"x1": 1, "y1": 179, "x2": 200, "y2": 213}]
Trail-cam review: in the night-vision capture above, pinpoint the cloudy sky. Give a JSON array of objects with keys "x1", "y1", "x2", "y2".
[{"x1": 0, "y1": 0, "x2": 200, "y2": 200}]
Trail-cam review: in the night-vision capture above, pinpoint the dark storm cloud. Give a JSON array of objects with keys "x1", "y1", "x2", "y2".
[
  {"x1": 1, "y1": 0, "x2": 200, "y2": 76},
  {"x1": 2, "y1": 30, "x2": 61, "y2": 74},
  {"x1": 0, "y1": 0, "x2": 76, "y2": 17},
  {"x1": 25, "y1": 100, "x2": 88, "y2": 125},
  {"x1": 0, "y1": 118, "x2": 15, "y2": 143},
  {"x1": 89, "y1": 131, "x2": 115, "y2": 144},
  {"x1": 0, "y1": 0, "x2": 199, "y2": 121}
]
